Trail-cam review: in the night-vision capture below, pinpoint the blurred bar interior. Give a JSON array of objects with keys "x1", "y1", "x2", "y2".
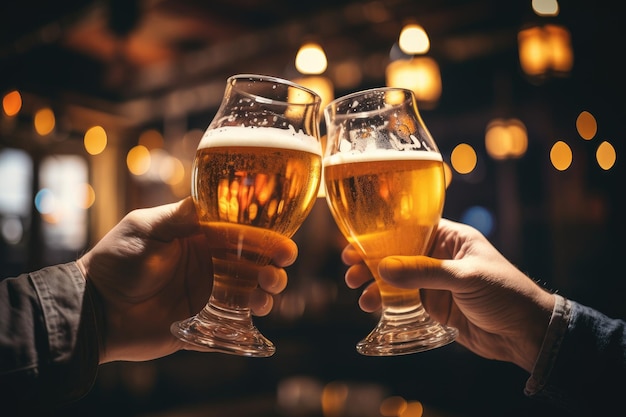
[{"x1": 0, "y1": 0, "x2": 623, "y2": 416}]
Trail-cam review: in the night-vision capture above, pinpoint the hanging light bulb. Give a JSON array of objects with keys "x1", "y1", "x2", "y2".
[
  {"x1": 532, "y1": 0, "x2": 559, "y2": 17},
  {"x1": 386, "y1": 23, "x2": 441, "y2": 108},
  {"x1": 518, "y1": 23, "x2": 573, "y2": 78},
  {"x1": 386, "y1": 57, "x2": 441, "y2": 107},
  {"x1": 295, "y1": 42, "x2": 328, "y2": 75},
  {"x1": 398, "y1": 23, "x2": 430, "y2": 55},
  {"x1": 292, "y1": 42, "x2": 334, "y2": 116},
  {"x1": 292, "y1": 41, "x2": 334, "y2": 198}
]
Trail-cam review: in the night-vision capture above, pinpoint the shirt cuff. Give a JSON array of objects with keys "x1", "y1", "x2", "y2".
[
  {"x1": 524, "y1": 293, "x2": 570, "y2": 396},
  {"x1": 30, "y1": 262, "x2": 100, "y2": 408}
]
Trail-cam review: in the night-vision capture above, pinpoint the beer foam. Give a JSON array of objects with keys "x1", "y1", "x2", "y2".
[
  {"x1": 324, "y1": 149, "x2": 442, "y2": 166},
  {"x1": 199, "y1": 126, "x2": 321, "y2": 155}
]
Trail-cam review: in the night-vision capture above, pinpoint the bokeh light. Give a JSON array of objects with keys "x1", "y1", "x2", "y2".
[
  {"x1": 161, "y1": 156, "x2": 185, "y2": 185},
  {"x1": 399, "y1": 400, "x2": 424, "y2": 417},
  {"x1": 34, "y1": 107, "x2": 55, "y2": 136},
  {"x1": 485, "y1": 118, "x2": 528, "y2": 159},
  {"x1": 596, "y1": 141, "x2": 616, "y2": 170},
  {"x1": 77, "y1": 183, "x2": 96, "y2": 209},
  {"x1": 2, "y1": 90, "x2": 22, "y2": 116},
  {"x1": 461, "y1": 206, "x2": 495, "y2": 237},
  {"x1": 138, "y1": 128, "x2": 164, "y2": 149},
  {"x1": 84, "y1": 126, "x2": 108, "y2": 155},
  {"x1": 380, "y1": 396, "x2": 407, "y2": 416},
  {"x1": 276, "y1": 376, "x2": 322, "y2": 415},
  {"x1": 398, "y1": 24, "x2": 430, "y2": 54},
  {"x1": 295, "y1": 42, "x2": 328, "y2": 75},
  {"x1": 0, "y1": 148, "x2": 32, "y2": 215},
  {"x1": 450, "y1": 143, "x2": 477, "y2": 174},
  {"x1": 576, "y1": 111, "x2": 597, "y2": 140},
  {"x1": 34, "y1": 188, "x2": 56, "y2": 215},
  {"x1": 1, "y1": 216, "x2": 23, "y2": 244},
  {"x1": 532, "y1": 0, "x2": 559, "y2": 16},
  {"x1": 321, "y1": 381, "x2": 349, "y2": 416},
  {"x1": 550, "y1": 140, "x2": 573, "y2": 171},
  {"x1": 127, "y1": 145, "x2": 151, "y2": 175}
]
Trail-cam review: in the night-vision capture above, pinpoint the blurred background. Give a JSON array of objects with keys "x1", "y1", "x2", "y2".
[{"x1": 1, "y1": 0, "x2": 623, "y2": 416}]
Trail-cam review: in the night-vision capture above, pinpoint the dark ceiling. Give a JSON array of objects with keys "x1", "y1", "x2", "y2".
[{"x1": 0, "y1": 0, "x2": 623, "y2": 131}]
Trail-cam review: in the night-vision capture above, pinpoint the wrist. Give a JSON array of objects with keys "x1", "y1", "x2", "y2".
[
  {"x1": 76, "y1": 259, "x2": 108, "y2": 364},
  {"x1": 75, "y1": 257, "x2": 88, "y2": 281},
  {"x1": 514, "y1": 290, "x2": 556, "y2": 372},
  {"x1": 80, "y1": 279, "x2": 107, "y2": 366}
]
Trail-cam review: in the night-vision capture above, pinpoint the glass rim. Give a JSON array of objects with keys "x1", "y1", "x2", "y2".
[
  {"x1": 227, "y1": 73, "x2": 322, "y2": 106},
  {"x1": 325, "y1": 86, "x2": 413, "y2": 111}
]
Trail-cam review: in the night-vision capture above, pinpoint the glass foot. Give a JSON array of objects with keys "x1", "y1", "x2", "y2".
[
  {"x1": 356, "y1": 308, "x2": 458, "y2": 356},
  {"x1": 170, "y1": 305, "x2": 275, "y2": 357}
]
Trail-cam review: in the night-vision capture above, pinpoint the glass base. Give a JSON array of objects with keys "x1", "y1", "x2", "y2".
[
  {"x1": 170, "y1": 304, "x2": 275, "y2": 357},
  {"x1": 356, "y1": 307, "x2": 458, "y2": 356}
]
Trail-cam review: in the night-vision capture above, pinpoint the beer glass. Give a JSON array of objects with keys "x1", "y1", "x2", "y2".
[
  {"x1": 323, "y1": 87, "x2": 458, "y2": 356},
  {"x1": 171, "y1": 74, "x2": 322, "y2": 357}
]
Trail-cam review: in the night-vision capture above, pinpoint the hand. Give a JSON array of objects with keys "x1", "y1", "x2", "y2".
[
  {"x1": 76, "y1": 197, "x2": 297, "y2": 363},
  {"x1": 342, "y1": 218, "x2": 555, "y2": 372}
]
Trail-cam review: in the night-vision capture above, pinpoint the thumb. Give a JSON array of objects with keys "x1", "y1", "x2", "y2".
[{"x1": 378, "y1": 255, "x2": 460, "y2": 292}]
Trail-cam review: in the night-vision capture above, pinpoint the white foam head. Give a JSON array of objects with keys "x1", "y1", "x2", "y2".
[
  {"x1": 324, "y1": 149, "x2": 442, "y2": 166},
  {"x1": 199, "y1": 126, "x2": 321, "y2": 155}
]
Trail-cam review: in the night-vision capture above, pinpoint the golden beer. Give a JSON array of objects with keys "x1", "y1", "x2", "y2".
[
  {"x1": 324, "y1": 151, "x2": 445, "y2": 308},
  {"x1": 192, "y1": 126, "x2": 322, "y2": 309}
]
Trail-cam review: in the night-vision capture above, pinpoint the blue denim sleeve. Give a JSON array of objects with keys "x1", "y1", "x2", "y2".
[
  {"x1": 0, "y1": 262, "x2": 100, "y2": 415},
  {"x1": 525, "y1": 294, "x2": 626, "y2": 415}
]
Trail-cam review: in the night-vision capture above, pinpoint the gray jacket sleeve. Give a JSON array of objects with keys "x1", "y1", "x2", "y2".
[{"x1": 0, "y1": 262, "x2": 100, "y2": 415}]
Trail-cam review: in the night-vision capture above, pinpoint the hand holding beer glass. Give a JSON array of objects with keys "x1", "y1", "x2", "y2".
[
  {"x1": 171, "y1": 74, "x2": 322, "y2": 357},
  {"x1": 323, "y1": 87, "x2": 458, "y2": 356}
]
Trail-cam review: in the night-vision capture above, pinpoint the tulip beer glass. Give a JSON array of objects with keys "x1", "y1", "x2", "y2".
[
  {"x1": 171, "y1": 74, "x2": 322, "y2": 357},
  {"x1": 323, "y1": 87, "x2": 457, "y2": 356}
]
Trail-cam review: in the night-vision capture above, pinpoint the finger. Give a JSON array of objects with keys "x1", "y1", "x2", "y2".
[
  {"x1": 358, "y1": 282, "x2": 382, "y2": 312},
  {"x1": 269, "y1": 238, "x2": 298, "y2": 267},
  {"x1": 202, "y1": 225, "x2": 298, "y2": 268},
  {"x1": 258, "y1": 265, "x2": 287, "y2": 294},
  {"x1": 250, "y1": 289, "x2": 273, "y2": 316},
  {"x1": 378, "y1": 255, "x2": 460, "y2": 292},
  {"x1": 345, "y1": 263, "x2": 373, "y2": 289},
  {"x1": 341, "y1": 244, "x2": 362, "y2": 265}
]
